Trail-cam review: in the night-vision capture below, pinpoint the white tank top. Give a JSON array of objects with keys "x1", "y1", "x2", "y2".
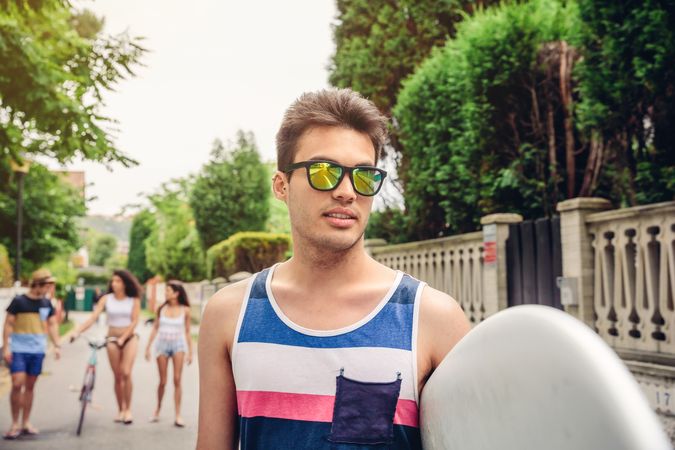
[
  {"x1": 158, "y1": 306, "x2": 186, "y2": 341},
  {"x1": 105, "y1": 294, "x2": 134, "y2": 327}
]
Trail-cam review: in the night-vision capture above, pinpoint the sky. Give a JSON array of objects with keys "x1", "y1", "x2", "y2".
[{"x1": 58, "y1": 0, "x2": 338, "y2": 215}]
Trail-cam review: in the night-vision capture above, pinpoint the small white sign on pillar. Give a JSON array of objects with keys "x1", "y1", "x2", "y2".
[
  {"x1": 556, "y1": 277, "x2": 579, "y2": 306},
  {"x1": 483, "y1": 223, "x2": 497, "y2": 265}
]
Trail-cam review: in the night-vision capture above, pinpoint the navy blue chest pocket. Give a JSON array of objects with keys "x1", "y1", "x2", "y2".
[{"x1": 328, "y1": 371, "x2": 402, "y2": 446}]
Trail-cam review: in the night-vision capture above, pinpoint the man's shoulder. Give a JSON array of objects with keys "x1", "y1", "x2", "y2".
[
  {"x1": 417, "y1": 284, "x2": 471, "y2": 367},
  {"x1": 418, "y1": 285, "x2": 466, "y2": 320},
  {"x1": 202, "y1": 276, "x2": 254, "y2": 324},
  {"x1": 418, "y1": 284, "x2": 471, "y2": 338},
  {"x1": 200, "y1": 275, "x2": 255, "y2": 353},
  {"x1": 11, "y1": 293, "x2": 28, "y2": 302},
  {"x1": 7, "y1": 294, "x2": 29, "y2": 310}
]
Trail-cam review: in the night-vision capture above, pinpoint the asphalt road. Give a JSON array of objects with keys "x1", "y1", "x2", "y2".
[{"x1": 0, "y1": 312, "x2": 199, "y2": 449}]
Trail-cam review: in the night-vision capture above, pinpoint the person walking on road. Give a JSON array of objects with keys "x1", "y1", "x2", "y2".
[
  {"x1": 196, "y1": 89, "x2": 471, "y2": 449},
  {"x1": 71, "y1": 269, "x2": 142, "y2": 425},
  {"x1": 145, "y1": 280, "x2": 193, "y2": 427},
  {"x1": 3, "y1": 269, "x2": 61, "y2": 440}
]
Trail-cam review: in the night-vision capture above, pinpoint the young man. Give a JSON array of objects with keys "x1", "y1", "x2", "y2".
[
  {"x1": 3, "y1": 268, "x2": 61, "y2": 440},
  {"x1": 197, "y1": 89, "x2": 471, "y2": 449}
]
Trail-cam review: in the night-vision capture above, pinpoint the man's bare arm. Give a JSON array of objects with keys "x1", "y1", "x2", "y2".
[
  {"x1": 196, "y1": 279, "x2": 249, "y2": 450},
  {"x1": 417, "y1": 286, "x2": 472, "y2": 392},
  {"x1": 47, "y1": 315, "x2": 61, "y2": 359},
  {"x1": 2, "y1": 314, "x2": 15, "y2": 364}
]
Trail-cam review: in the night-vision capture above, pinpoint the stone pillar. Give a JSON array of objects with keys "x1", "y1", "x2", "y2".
[
  {"x1": 557, "y1": 197, "x2": 612, "y2": 327},
  {"x1": 480, "y1": 213, "x2": 523, "y2": 317}
]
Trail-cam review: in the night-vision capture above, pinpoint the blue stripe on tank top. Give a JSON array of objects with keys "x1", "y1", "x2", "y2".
[
  {"x1": 239, "y1": 416, "x2": 422, "y2": 450},
  {"x1": 250, "y1": 268, "x2": 419, "y2": 306},
  {"x1": 237, "y1": 269, "x2": 420, "y2": 350}
]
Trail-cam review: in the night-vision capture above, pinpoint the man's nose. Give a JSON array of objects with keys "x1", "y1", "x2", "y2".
[{"x1": 332, "y1": 173, "x2": 357, "y2": 201}]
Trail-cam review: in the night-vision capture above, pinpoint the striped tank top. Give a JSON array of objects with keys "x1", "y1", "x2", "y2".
[{"x1": 232, "y1": 265, "x2": 424, "y2": 449}]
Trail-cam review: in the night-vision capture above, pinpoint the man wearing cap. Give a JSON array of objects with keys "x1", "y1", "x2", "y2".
[{"x1": 2, "y1": 268, "x2": 61, "y2": 440}]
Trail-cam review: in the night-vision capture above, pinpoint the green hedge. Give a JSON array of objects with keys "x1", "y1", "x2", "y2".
[
  {"x1": 207, "y1": 232, "x2": 291, "y2": 279},
  {"x1": 394, "y1": 0, "x2": 578, "y2": 239},
  {"x1": 76, "y1": 271, "x2": 111, "y2": 286},
  {"x1": 0, "y1": 244, "x2": 13, "y2": 287}
]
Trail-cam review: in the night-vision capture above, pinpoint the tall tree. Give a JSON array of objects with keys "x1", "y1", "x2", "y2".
[
  {"x1": 0, "y1": 160, "x2": 86, "y2": 275},
  {"x1": 574, "y1": 0, "x2": 675, "y2": 204},
  {"x1": 0, "y1": 244, "x2": 12, "y2": 286},
  {"x1": 329, "y1": 0, "x2": 494, "y2": 115},
  {"x1": 89, "y1": 233, "x2": 117, "y2": 266},
  {"x1": 190, "y1": 132, "x2": 270, "y2": 249},
  {"x1": 394, "y1": 0, "x2": 674, "y2": 240},
  {"x1": 329, "y1": 0, "x2": 499, "y2": 202},
  {"x1": 126, "y1": 209, "x2": 155, "y2": 283},
  {"x1": 394, "y1": 0, "x2": 580, "y2": 238},
  {"x1": 145, "y1": 180, "x2": 206, "y2": 282},
  {"x1": 0, "y1": 0, "x2": 145, "y2": 166}
]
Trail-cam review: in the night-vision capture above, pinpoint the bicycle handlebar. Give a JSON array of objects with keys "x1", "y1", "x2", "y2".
[{"x1": 70, "y1": 335, "x2": 118, "y2": 349}]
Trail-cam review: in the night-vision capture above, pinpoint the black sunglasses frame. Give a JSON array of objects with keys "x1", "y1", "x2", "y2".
[{"x1": 284, "y1": 160, "x2": 387, "y2": 196}]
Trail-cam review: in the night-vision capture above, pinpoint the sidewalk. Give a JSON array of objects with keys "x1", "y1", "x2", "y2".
[{"x1": 0, "y1": 311, "x2": 199, "y2": 448}]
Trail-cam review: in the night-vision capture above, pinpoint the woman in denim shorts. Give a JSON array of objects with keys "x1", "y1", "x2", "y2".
[{"x1": 145, "y1": 281, "x2": 193, "y2": 427}]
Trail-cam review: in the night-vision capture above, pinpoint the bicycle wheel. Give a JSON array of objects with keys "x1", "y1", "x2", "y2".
[
  {"x1": 77, "y1": 370, "x2": 95, "y2": 436},
  {"x1": 76, "y1": 387, "x2": 88, "y2": 436}
]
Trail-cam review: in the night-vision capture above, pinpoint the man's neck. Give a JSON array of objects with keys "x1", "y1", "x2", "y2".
[
  {"x1": 26, "y1": 289, "x2": 42, "y2": 299},
  {"x1": 279, "y1": 241, "x2": 377, "y2": 291}
]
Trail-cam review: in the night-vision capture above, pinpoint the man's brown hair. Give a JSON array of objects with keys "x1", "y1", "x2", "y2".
[{"x1": 276, "y1": 88, "x2": 388, "y2": 171}]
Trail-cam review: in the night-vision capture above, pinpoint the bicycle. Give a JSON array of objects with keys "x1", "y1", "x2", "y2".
[{"x1": 71, "y1": 335, "x2": 118, "y2": 436}]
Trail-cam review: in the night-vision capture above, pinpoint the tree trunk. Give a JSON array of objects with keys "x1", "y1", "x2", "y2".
[
  {"x1": 559, "y1": 41, "x2": 576, "y2": 198},
  {"x1": 580, "y1": 133, "x2": 601, "y2": 196},
  {"x1": 542, "y1": 55, "x2": 559, "y2": 206}
]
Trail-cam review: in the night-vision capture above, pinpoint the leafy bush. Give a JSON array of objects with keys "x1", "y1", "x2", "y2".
[
  {"x1": 145, "y1": 182, "x2": 206, "y2": 282},
  {"x1": 0, "y1": 162, "x2": 86, "y2": 276},
  {"x1": 190, "y1": 133, "x2": 270, "y2": 250},
  {"x1": 127, "y1": 209, "x2": 155, "y2": 283},
  {"x1": 366, "y1": 208, "x2": 409, "y2": 244},
  {"x1": 44, "y1": 252, "x2": 79, "y2": 298},
  {"x1": 76, "y1": 271, "x2": 111, "y2": 286},
  {"x1": 89, "y1": 233, "x2": 117, "y2": 266},
  {"x1": 329, "y1": 0, "x2": 498, "y2": 114},
  {"x1": 207, "y1": 232, "x2": 291, "y2": 279},
  {"x1": 394, "y1": 0, "x2": 674, "y2": 240},
  {"x1": 574, "y1": 0, "x2": 675, "y2": 205},
  {"x1": 105, "y1": 253, "x2": 128, "y2": 272},
  {"x1": 394, "y1": 0, "x2": 578, "y2": 239},
  {"x1": 0, "y1": 2, "x2": 145, "y2": 166},
  {"x1": 0, "y1": 244, "x2": 13, "y2": 287}
]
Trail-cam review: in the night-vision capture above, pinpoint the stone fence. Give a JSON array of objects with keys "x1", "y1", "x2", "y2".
[
  {"x1": 367, "y1": 232, "x2": 486, "y2": 323},
  {"x1": 557, "y1": 199, "x2": 675, "y2": 363},
  {"x1": 367, "y1": 197, "x2": 675, "y2": 426},
  {"x1": 366, "y1": 213, "x2": 524, "y2": 325},
  {"x1": 589, "y1": 202, "x2": 674, "y2": 360},
  {"x1": 365, "y1": 199, "x2": 675, "y2": 359}
]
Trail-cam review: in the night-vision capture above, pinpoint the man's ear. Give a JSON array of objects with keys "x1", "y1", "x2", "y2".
[{"x1": 272, "y1": 171, "x2": 288, "y2": 201}]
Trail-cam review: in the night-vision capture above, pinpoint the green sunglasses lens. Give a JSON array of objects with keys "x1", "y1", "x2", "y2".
[
  {"x1": 309, "y1": 162, "x2": 342, "y2": 190},
  {"x1": 353, "y1": 168, "x2": 382, "y2": 195}
]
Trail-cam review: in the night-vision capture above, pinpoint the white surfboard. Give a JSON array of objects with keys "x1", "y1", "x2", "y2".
[{"x1": 420, "y1": 305, "x2": 671, "y2": 450}]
